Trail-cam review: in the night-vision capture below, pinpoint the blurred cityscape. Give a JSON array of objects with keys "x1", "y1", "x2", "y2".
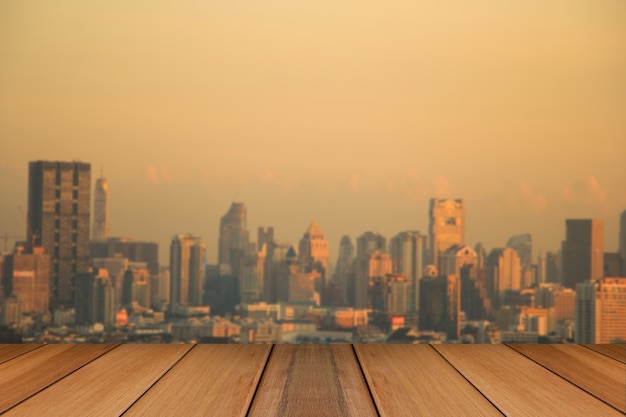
[{"x1": 1, "y1": 160, "x2": 624, "y2": 344}]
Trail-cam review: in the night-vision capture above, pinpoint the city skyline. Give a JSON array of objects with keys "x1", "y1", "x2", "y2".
[
  {"x1": 1, "y1": 1, "x2": 625, "y2": 264},
  {"x1": 0, "y1": 163, "x2": 624, "y2": 267}
]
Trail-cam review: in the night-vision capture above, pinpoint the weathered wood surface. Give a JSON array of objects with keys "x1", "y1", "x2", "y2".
[
  {"x1": 355, "y1": 344, "x2": 504, "y2": 417},
  {"x1": 0, "y1": 344, "x2": 117, "y2": 414},
  {"x1": 434, "y1": 344, "x2": 625, "y2": 417},
  {"x1": 582, "y1": 343, "x2": 626, "y2": 363},
  {"x1": 510, "y1": 344, "x2": 626, "y2": 413},
  {"x1": 2, "y1": 344, "x2": 192, "y2": 417},
  {"x1": 248, "y1": 344, "x2": 378, "y2": 417},
  {"x1": 0, "y1": 344, "x2": 622, "y2": 417},
  {"x1": 0, "y1": 344, "x2": 41, "y2": 365},
  {"x1": 124, "y1": 344, "x2": 271, "y2": 417}
]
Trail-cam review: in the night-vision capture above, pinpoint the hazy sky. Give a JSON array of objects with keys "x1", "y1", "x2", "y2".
[{"x1": 1, "y1": 1, "x2": 625, "y2": 265}]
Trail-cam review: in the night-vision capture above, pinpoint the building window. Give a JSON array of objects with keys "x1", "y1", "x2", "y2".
[
  {"x1": 72, "y1": 234, "x2": 77, "y2": 243},
  {"x1": 72, "y1": 190, "x2": 78, "y2": 200},
  {"x1": 55, "y1": 202, "x2": 61, "y2": 214},
  {"x1": 54, "y1": 232, "x2": 60, "y2": 243},
  {"x1": 72, "y1": 220, "x2": 78, "y2": 229},
  {"x1": 55, "y1": 169, "x2": 61, "y2": 185},
  {"x1": 55, "y1": 189, "x2": 61, "y2": 199},
  {"x1": 55, "y1": 219, "x2": 60, "y2": 229},
  {"x1": 72, "y1": 203, "x2": 78, "y2": 215}
]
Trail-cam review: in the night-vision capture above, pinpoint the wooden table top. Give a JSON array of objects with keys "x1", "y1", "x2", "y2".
[{"x1": 0, "y1": 343, "x2": 624, "y2": 416}]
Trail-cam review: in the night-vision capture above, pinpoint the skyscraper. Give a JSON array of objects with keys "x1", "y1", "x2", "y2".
[
  {"x1": 170, "y1": 234, "x2": 205, "y2": 308},
  {"x1": 27, "y1": 160, "x2": 91, "y2": 308},
  {"x1": 1, "y1": 245, "x2": 50, "y2": 313},
  {"x1": 333, "y1": 235, "x2": 355, "y2": 302},
  {"x1": 429, "y1": 198, "x2": 465, "y2": 272},
  {"x1": 506, "y1": 233, "x2": 532, "y2": 268},
  {"x1": 486, "y1": 248, "x2": 521, "y2": 308},
  {"x1": 389, "y1": 231, "x2": 424, "y2": 311},
  {"x1": 218, "y1": 203, "x2": 249, "y2": 264},
  {"x1": 575, "y1": 278, "x2": 626, "y2": 343},
  {"x1": 298, "y1": 221, "x2": 329, "y2": 273},
  {"x1": 618, "y1": 210, "x2": 626, "y2": 277},
  {"x1": 92, "y1": 176, "x2": 109, "y2": 242},
  {"x1": 562, "y1": 219, "x2": 604, "y2": 289},
  {"x1": 419, "y1": 274, "x2": 460, "y2": 340}
]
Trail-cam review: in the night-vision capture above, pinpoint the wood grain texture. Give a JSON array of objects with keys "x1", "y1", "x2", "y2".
[
  {"x1": 248, "y1": 344, "x2": 378, "y2": 417},
  {"x1": 3, "y1": 344, "x2": 192, "y2": 417},
  {"x1": 582, "y1": 344, "x2": 626, "y2": 363},
  {"x1": 0, "y1": 344, "x2": 117, "y2": 414},
  {"x1": 509, "y1": 344, "x2": 626, "y2": 412},
  {"x1": 434, "y1": 344, "x2": 624, "y2": 417},
  {"x1": 123, "y1": 344, "x2": 271, "y2": 417},
  {"x1": 0, "y1": 344, "x2": 41, "y2": 364},
  {"x1": 354, "y1": 344, "x2": 503, "y2": 417}
]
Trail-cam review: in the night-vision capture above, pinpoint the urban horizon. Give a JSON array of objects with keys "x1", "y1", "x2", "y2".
[{"x1": 1, "y1": 159, "x2": 623, "y2": 268}]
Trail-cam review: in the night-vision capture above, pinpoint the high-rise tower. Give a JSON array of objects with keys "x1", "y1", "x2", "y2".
[
  {"x1": 618, "y1": 210, "x2": 626, "y2": 277},
  {"x1": 562, "y1": 219, "x2": 604, "y2": 289},
  {"x1": 170, "y1": 234, "x2": 205, "y2": 308},
  {"x1": 298, "y1": 221, "x2": 329, "y2": 273},
  {"x1": 92, "y1": 176, "x2": 109, "y2": 241},
  {"x1": 429, "y1": 198, "x2": 465, "y2": 273},
  {"x1": 27, "y1": 160, "x2": 91, "y2": 308},
  {"x1": 218, "y1": 203, "x2": 250, "y2": 277}
]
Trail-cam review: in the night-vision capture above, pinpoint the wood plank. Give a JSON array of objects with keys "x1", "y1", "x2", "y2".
[
  {"x1": 509, "y1": 344, "x2": 626, "y2": 413},
  {"x1": 583, "y1": 344, "x2": 626, "y2": 363},
  {"x1": 3, "y1": 344, "x2": 192, "y2": 417},
  {"x1": 355, "y1": 344, "x2": 504, "y2": 417},
  {"x1": 123, "y1": 344, "x2": 271, "y2": 417},
  {"x1": 0, "y1": 344, "x2": 42, "y2": 364},
  {"x1": 248, "y1": 344, "x2": 377, "y2": 417},
  {"x1": 0, "y1": 344, "x2": 117, "y2": 414},
  {"x1": 434, "y1": 345, "x2": 624, "y2": 417}
]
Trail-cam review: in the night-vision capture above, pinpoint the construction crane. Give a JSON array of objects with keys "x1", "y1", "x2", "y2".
[
  {"x1": 1, "y1": 233, "x2": 22, "y2": 253},
  {"x1": 17, "y1": 206, "x2": 38, "y2": 250}
]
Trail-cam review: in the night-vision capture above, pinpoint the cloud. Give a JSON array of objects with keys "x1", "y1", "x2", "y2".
[
  {"x1": 505, "y1": 181, "x2": 548, "y2": 213},
  {"x1": 144, "y1": 165, "x2": 174, "y2": 184},
  {"x1": 257, "y1": 171, "x2": 278, "y2": 183},
  {"x1": 348, "y1": 173, "x2": 360, "y2": 192},
  {"x1": 560, "y1": 175, "x2": 613, "y2": 213},
  {"x1": 431, "y1": 175, "x2": 452, "y2": 197}
]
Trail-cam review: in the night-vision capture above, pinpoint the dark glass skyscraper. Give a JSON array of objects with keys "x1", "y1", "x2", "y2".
[{"x1": 27, "y1": 161, "x2": 91, "y2": 308}]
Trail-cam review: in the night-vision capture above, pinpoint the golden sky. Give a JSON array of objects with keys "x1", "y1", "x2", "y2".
[{"x1": 1, "y1": 1, "x2": 625, "y2": 263}]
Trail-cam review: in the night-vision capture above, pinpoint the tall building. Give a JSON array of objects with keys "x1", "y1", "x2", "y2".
[
  {"x1": 218, "y1": 203, "x2": 250, "y2": 272},
  {"x1": 262, "y1": 241, "x2": 290, "y2": 303},
  {"x1": 545, "y1": 251, "x2": 561, "y2": 284},
  {"x1": 74, "y1": 268, "x2": 115, "y2": 326},
  {"x1": 459, "y1": 264, "x2": 492, "y2": 321},
  {"x1": 91, "y1": 176, "x2": 109, "y2": 242},
  {"x1": 257, "y1": 227, "x2": 274, "y2": 252},
  {"x1": 333, "y1": 235, "x2": 355, "y2": 303},
  {"x1": 441, "y1": 244, "x2": 478, "y2": 277},
  {"x1": 618, "y1": 210, "x2": 626, "y2": 277},
  {"x1": 299, "y1": 220, "x2": 328, "y2": 274},
  {"x1": 575, "y1": 278, "x2": 626, "y2": 343},
  {"x1": 506, "y1": 234, "x2": 532, "y2": 268},
  {"x1": 354, "y1": 250, "x2": 391, "y2": 309},
  {"x1": 486, "y1": 248, "x2": 521, "y2": 309},
  {"x1": 419, "y1": 275, "x2": 460, "y2": 340},
  {"x1": 1, "y1": 245, "x2": 50, "y2": 313},
  {"x1": 562, "y1": 219, "x2": 604, "y2": 289},
  {"x1": 389, "y1": 231, "x2": 424, "y2": 312},
  {"x1": 429, "y1": 198, "x2": 465, "y2": 272},
  {"x1": 239, "y1": 245, "x2": 266, "y2": 303},
  {"x1": 356, "y1": 231, "x2": 386, "y2": 259},
  {"x1": 170, "y1": 234, "x2": 205, "y2": 308},
  {"x1": 27, "y1": 160, "x2": 91, "y2": 308},
  {"x1": 90, "y1": 238, "x2": 159, "y2": 275}
]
